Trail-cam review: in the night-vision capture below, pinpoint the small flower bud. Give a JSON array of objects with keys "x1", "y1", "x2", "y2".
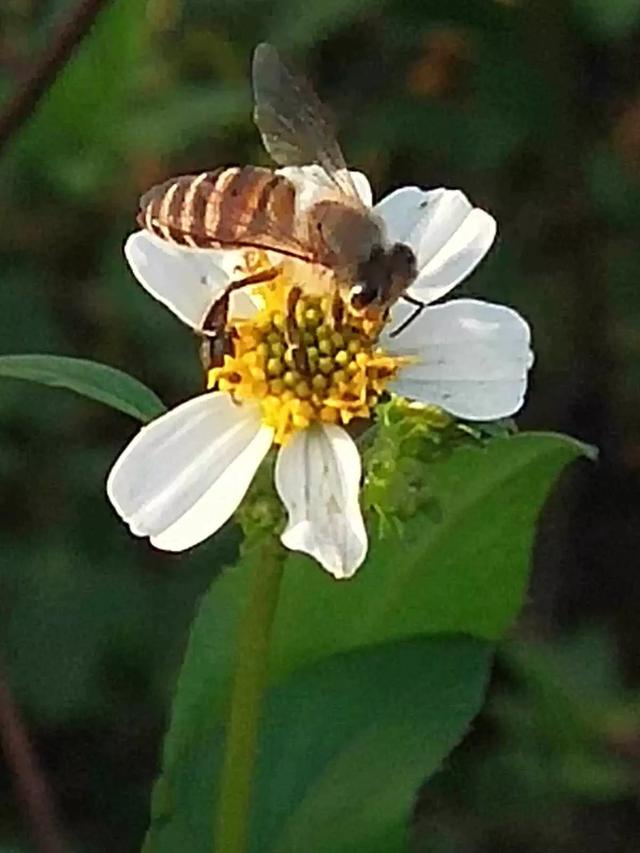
[
  {"x1": 267, "y1": 357, "x2": 284, "y2": 377},
  {"x1": 296, "y1": 380, "x2": 311, "y2": 398}
]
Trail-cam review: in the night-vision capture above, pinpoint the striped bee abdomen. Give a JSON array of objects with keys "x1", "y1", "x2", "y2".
[{"x1": 137, "y1": 166, "x2": 309, "y2": 257}]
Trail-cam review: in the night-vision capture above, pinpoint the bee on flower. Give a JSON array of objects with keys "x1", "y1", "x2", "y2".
[{"x1": 106, "y1": 45, "x2": 533, "y2": 579}]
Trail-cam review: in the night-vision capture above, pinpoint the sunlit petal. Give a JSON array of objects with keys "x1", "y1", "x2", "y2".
[
  {"x1": 374, "y1": 185, "x2": 431, "y2": 246},
  {"x1": 275, "y1": 423, "x2": 367, "y2": 579},
  {"x1": 375, "y1": 187, "x2": 496, "y2": 304},
  {"x1": 124, "y1": 231, "x2": 241, "y2": 330},
  {"x1": 107, "y1": 392, "x2": 273, "y2": 551},
  {"x1": 386, "y1": 299, "x2": 533, "y2": 420}
]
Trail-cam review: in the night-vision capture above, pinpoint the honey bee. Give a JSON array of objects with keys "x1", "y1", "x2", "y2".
[{"x1": 138, "y1": 43, "x2": 423, "y2": 364}]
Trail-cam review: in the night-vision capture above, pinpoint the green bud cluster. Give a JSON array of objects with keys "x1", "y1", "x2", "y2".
[{"x1": 361, "y1": 398, "x2": 502, "y2": 538}]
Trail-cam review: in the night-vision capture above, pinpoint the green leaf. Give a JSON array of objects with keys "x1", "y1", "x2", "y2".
[
  {"x1": 169, "y1": 432, "x2": 588, "y2": 748},
  {"x1": 572, "y1": 0, "x2": 640, "y2": 41},
  {"x1": 148, "y1": 636, "x2": 492, "y2": 853},
  {"x1": 0, "y1": 355, "x2": 165, "y2": 422},
  {"x1": 267, "y1": 432, "x2": 592, "y2": 680},
  {"x1": 145, "y1": 430, "x2": 589, "y2": 851}
]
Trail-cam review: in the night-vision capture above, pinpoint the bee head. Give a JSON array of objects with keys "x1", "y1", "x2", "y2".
[
  {"x1": 388, "y1": 243, "x2": 417, "y2": 281},
  {"x1": 351, "y1": 243, "x2": 416, "y2": 310}
]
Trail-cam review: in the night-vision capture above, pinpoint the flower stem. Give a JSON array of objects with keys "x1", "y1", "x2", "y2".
[{"x1": 213, "y1": 540, "x2": 285, "y2": 853}]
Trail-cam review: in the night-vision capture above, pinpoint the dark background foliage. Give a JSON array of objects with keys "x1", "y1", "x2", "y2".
[{"x1": 1, "y1": 1, "x2": 639, "y2": 851}]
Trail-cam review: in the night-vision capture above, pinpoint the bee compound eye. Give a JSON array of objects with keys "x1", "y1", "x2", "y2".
[
  {"x1": 393, "y1": 243, "x2": 413, "y2": 261},
  {"x1": 391, "y1": 243, "x2": 417, "y2": 277}
]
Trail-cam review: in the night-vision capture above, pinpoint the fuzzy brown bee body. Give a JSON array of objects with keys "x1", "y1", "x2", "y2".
[
  {"x1": 136, "y1": 43, "x2": 423, "y2": 354},
  {"x1": 138, "y1": 166, "x2": 313, "y2": 260}
]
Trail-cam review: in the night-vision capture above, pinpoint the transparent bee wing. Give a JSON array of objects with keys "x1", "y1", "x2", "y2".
[{"x1": 252, "y1": 43, "x2": 362, "y2": 204}]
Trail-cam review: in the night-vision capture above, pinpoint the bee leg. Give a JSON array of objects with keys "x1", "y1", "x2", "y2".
[
  {"x1": 199, "y1": 267, "x2": 280, "y2": 379},
  {"x1": 403, "y1": 294, "x2": 425, "y2": 308},
  {"x1": 202, "y1": 289, "x2": 230, "y2": 335},
  {"x1": 199, "y1": 336, "x2": 214, "y2": 373},
  {"x1": 388, "y1": 297, "x2": 426, "y2": 338},
  {"x1": 200, "y1": 332, "x2": 231, "y2": 371},
  {"x1": 293, "y1": 346, "x2": 309, "y2": 374},
  {"x1": 286, "y1": 286, "x2": 302, "y2": 345},
  {"x1": 286, "y1": 286, "x2": 310, "y2": 373},
  {"x1": 331, "y1": 287, "x2": 344, "y2": 331},
  {"x1": 199, "y1": 290, "x2": 235, "y2": 375},
  {"x1": 232, "y1": 266, "x2": 279, "y2": 287},
  {"x1": 201, "y1": 267, "x2": 279, "y2": 329}
]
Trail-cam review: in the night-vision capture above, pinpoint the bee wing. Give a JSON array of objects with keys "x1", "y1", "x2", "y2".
[
  {"x1": 138, "y1": 168, "x2": 317, "y2": 261},
  {"x1": 252, "y1": 43, "x2": 363, "y2": 205}
]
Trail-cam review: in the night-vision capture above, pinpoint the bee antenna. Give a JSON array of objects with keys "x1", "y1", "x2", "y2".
[{"x1": 388, "y1": 301, "x2": 426, "y2": 338}]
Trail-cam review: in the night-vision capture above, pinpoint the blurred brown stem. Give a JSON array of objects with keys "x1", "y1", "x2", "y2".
[
  {"x1": 0, "y1": 0, "x2": 113, "y2": 157},
  {"x1": 0, "y1": 662, "x2": 69, "y2": 853}
]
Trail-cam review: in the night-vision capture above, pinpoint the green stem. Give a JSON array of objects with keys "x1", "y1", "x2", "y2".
[{"x1": 213, "y1": 540, "x2": 285, "y2": 853}]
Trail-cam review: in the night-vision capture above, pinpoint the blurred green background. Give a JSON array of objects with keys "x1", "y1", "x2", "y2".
[{"x1": 1, "y1": 0, "x2": 640, "y2": 851}]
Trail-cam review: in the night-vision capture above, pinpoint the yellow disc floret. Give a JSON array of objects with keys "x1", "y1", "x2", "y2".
[{"x1": 208, "y1": 270, "x2": 405, "y2": 445}]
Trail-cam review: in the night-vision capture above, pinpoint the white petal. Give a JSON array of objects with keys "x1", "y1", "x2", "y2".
[
  {"x1": 374, "y1": 186, "x2": 431, "y2": 246},
  {"x1": 348, "y1": 172, "x2": 373, "y2": 208},
  {"x1": 275, "y1": 424, "x2": 367, "y2": 579},
  {"x1": 386, "y1": 298, "x2": 533, "y2": 420},
  {"x1": 107, "y1": 392, "x2": 273, "y2": 551},
  {"x1": 411, "y1": 207, "x2": 496, "y2": 303},
  {"x1": 276, "y1": 165, "x2": 373, "y2": 212},
  {"x1": 374, "y1": 187, "x2": 496, "y2": 304},
  {"x1": 124, "y1": 231, "x2": 236, "y2": 330},
  {"x1": 228, "y1": 288, "x2": 260, "y2": 322}
]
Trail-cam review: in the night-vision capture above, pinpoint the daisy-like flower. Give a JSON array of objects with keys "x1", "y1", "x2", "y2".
[{"x1": 107, "y1": 168, "x2": 533, "y2": 579}]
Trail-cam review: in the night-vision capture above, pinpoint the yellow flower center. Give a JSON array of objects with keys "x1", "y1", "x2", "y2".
[{"x1": 207, "y1": 266, "x2": 406, "y2": 445}]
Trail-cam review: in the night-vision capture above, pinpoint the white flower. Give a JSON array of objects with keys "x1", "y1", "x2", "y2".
[{"x1": 108, "y1": 169, "x2": 532, "y2": 578}]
